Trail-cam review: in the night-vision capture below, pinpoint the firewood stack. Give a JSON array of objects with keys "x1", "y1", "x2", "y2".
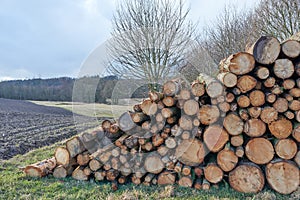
[{"x1": 24, "y1": 36, "x2": 300, "y2": 195}]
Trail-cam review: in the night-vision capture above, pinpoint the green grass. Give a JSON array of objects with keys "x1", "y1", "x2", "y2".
[{"x1": 0, "y1": 142, "x2": 293, "y2": 200}]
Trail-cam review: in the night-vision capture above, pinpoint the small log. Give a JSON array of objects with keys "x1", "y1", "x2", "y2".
[
  {"x1": 162, "y1": 96, "x2": 177, "y2": 107},
  {"x1": 218, "y1": 102, "x2": 231, "y2": 113},
  {"x1": 157, "y1": 171, "x2": 176, "y2": 185},
  {"x1": 204, "y1": 163, "x2": 224, "y2": 184},
  {"x1": 217, "y1": 148, "x2": 238, "y2": 172},
  {"x1": 282, "y1": 79, "x2": 295, "y2": 90},
  {"x1": 198, "y1": 105, "x2": 220, "y2": 125},
  {"x1": 225, "y1": 92, "x2": 235, "y2": 103},
  {"x1": 102, "y1": 120, "x2": 112, "y2": 131},
  {"x1": 281, "y1": 39, "x2": 300, "y2": 58},
  {"x1": 274, "y1": 139, "x2": 297, "y2": 160},
  {"x1": 72, "y1": 166, "x2": 88, "y2": 181},
  {"x1": 24, "y1": 157, "x2": 56, "y2": 177},
  {"x1": 89, "y1": 159, "x2": 103, "y2": 171},
  {"x1": 284, "y1": 110, "x2": 294, "y2": 120},
  {"x1": 203, "y1": 125, "x2": 229, "y2": 153},
  {"x1": 182, "y1": 165, "x2": 191, "y2": 176},
  {"x1": 179, "y1": 89, "x2": 191, "y2": 100},
  {"x1": 235, "y1": 146, "x2": 244, "y2": 158},
  {"x1": 53, "y1": 165, "x2": 73, "y2": 178},
  {"x1": 247, "y1": 36, "x2": 280, "y2": 65},
  {"x1": 152, "y1": 134, "x2": 164, "y2": 147},
  {"x1": 178, "y1": 176, "x2": 193, "y2": 187},
  {"x1": 191, "y1": 81, "x2": 205, "y2": 97},
  {"x1": 229, "y1": 163, "x2": 265, "y2": 193},
  {"x1": 266, "y1": 93, "x2": 277, "y2": 104},
  {"x1": 198, "y1": 74, "x2": 224, "y2": 98},
  {"x1": 237, "y1": 95, "x2": 250, "y2": 108},
  {"x1": 264, "y1": 77, "x2": 276, "y2": 88},
  {"x1": 274, "y1": 59, "x2": 294, "y2": 79},
  {"x1": 290, "y1": 88, "x2": 300, "y2": 97},
  {"x1": 149, "y1": 91, "x2": 164, "y2": 102},
  {"x1": 77, "y1": 151, "x2": 90, "y2": 166},
  {"x1": 202, "y1": 179, "x2": 211, "y2": 190},
  {"x1": 273, "y1": 98, "x2": 289, "y2": 113},
  {"x1": 245, "y1": 138, "x2": 274, "y2": 165},
  {"x1": 163, "y1": 80, "x2": 180, "y2": 96},
  {"x1": 217, "y1": 72, "x2": 237, "y2": 87},
  {"x1": 174, "y1": 162, "x2": 183, "y2": 173},
  {"x1": 249, "y1": 90, "x2": 265, "y2": 107},
  {"x1": 230, "y1": 135, "x2": 244, "y2": 147},
  {"x1": 244, "y1": 119, "x2": 266, "y2": 137},
  {"x1": 183, "y1": 99, "x2": 199, "y2": 116},
  {"x1": 268, "y1": 118, "x2": 293, "y2": 139},
  {"x1": 66, "y1": 136, "x2": 86, "y2": 158},
  {"x1": 179, "y1": 115, "x2": 193, "y2": 131},
  {"x1": 223, "y1": 113, "x2": 244, "y2": 136},
  {"x1": 289, "y1": 100, "x2": 300, "y2": 111},
  {"x1": 248, "y1": 107, "x2": 261, "y2": 118},
  {"x1": 131, "y1": 112, "x2": 149, "y2": 123},
  {"x1": 239, "y1": 109, "x2": 249, "y2": 121},
  {"x1": 144, "y1": 153, "x2": 164, "y2": 174},
  {"x1": 194, "y1": 178, "x2": 203, "y2": 190},
  {"x1": 266, "y1": 160, "x2": 299, "y2": 194},
  {"x1": 255, "y1": 66, "x2": 269, "y2": 79},
  {"x1": 144, "y1": 173, "x2": 155, "y2": 183},
  {"x1": 161, "y1": 107, "x2": 178, "y2": 118},
  {"x1": 165, "y1": 137, "x2": 177, "y2": 149},
  {"x1": 237, "y1": 75, "x2": 257, "y2": 93},
  {"x1": 83, "y1": 167, "x2": 92, "y2": 176},
  {"x1": 106, "y1": 169, "x2": 119, "y2": 181},
  {"x1": 175, "y1": 139, "x2": 207, "y2": 166},
  {"x1": 260, "y1": 107, "x2": 278, "y2": 124}
]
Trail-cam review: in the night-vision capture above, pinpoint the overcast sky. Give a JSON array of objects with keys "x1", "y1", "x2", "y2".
[{"x1": 0, "y1": 0, "x2": 259, "y2": 81}]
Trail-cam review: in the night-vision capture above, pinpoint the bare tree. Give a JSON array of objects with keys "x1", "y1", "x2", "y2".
[
  {"x1": 200, "y1": 5, "x2": 259, "y2": 64},
  {"x1": 254, "y1": 0, "x2": 300, "y2": 41},
  {"x1": 107, "y1": 0, "x2": 195, "y2": 90}
]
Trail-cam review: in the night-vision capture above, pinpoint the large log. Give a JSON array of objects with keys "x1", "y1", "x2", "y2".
[
  {"x1": 245, "y1": 138, "x2": 274, "y2": 165},
  {"x1": 220, "y1": 52, "x2": 255, "y2": 75},
  {"x1": 243, "y1": 119, "x2": 266, "y2": 137},
  {"x1": 260, "y1": 107, "x2": 278, "y2": 124},
  {"x1": 183, "y1": 99, "x2": 199, "y2": 116},
  {"x1": 144, "y1": 153, "x2": 164, "y2": 174},
  {"x1": 266, "y1": 160, "x2": 299, "y2": 194},
  {"x1": 66, "y1": 137, "x2": 86, "y2": 158},
  {"x1": 198, "y1": 74, "x2": 224, "y2": 98},
  {"x1": 140, "y1": 99, "x2": 158, "y2": 115},
  {"x1": 175, "y1": 139, "x2": 207, "y2": 166},
  {"x1": 55, "y1": 147, "x2": 71, "y2": 166},
  {"x1": 229, "y1": 163, "x2": 265, "y2": 193},
  {"x1": 247, "y1": 36, "x2": 280, "y2": 65},
  {"x1": 268, "y1": 118, "x2": 293, "y2": 139},
  {"x1": 281, "y1": 40, "x2": 300, "y2": 58},
  {"x1": 203, "y1": 125, "x2": 229, "y2": 153},
  {"x1": 24, "y1": 157, "x2": 56, "y2": 177},
  {"x1": 237, "y1": 75, "x2": 257, "y2": 93},
  {"x1": 157, "y1": 171, "x2": 176, "y2": 185},
  {"x1": 118, "y1": 111, "x2": 137, "y2": 132},
  {"x1": 274, "y1": 139, "x2": 297, "y2": 160},
  {"x1": 249, "y1": 90, "x2": 265, "y2": 107}
]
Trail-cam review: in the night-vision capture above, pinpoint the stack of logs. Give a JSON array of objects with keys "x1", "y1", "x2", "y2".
[{"x1": 24, "y1": 36, "x2": 300, "y2": 195}]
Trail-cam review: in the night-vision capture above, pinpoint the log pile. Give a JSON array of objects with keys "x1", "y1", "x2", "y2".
[{"x1": 23, "y1": 36, "x2": 300, "y2": 195}]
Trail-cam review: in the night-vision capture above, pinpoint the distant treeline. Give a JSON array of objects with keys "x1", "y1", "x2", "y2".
[{"x1": 0, "y1": 76, "x2": 149, "y2": 103}]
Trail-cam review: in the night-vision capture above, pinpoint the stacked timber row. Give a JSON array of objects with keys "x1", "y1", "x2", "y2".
[{"x1": 24, "y1": 36, "x2": 300, "y2": 195}]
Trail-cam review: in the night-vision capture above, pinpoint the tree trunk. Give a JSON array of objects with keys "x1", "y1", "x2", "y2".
[
  {"x1": 220, "y1": 52, "x2": 255, "y2": 75},
  {"x1": 247, "y1": 36, "x2": 280, "y2": 65},
  {"x1": 245, "y1": 138, "x2": 274, "y2": 165}
]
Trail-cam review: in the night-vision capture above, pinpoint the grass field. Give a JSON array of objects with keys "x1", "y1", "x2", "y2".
[{"x1": 0, "y1": 142, "x2": 294, "y2": 200}]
